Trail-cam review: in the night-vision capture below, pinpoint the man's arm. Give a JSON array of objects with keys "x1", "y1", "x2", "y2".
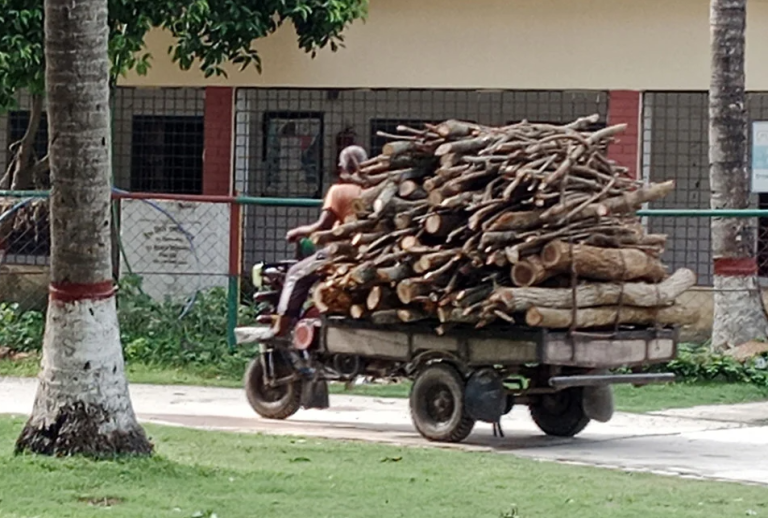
[{"x1": 286, "y1": 209, "x2": 337, "y2": 242}]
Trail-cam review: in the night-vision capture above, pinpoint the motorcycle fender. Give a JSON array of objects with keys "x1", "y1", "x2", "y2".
[{"x1": 301, "y1": 378, "x2": 329, "y2": 410}]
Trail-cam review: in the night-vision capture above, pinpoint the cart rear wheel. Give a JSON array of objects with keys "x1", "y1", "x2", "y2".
[
  {"x1": 530, "y1": 387, "x2": 590, "y2": 437},
  {"x1": 244, "y1": 354, "x2": 302, "y2": 420},
  {"x1": 410, "y1": 364, "x2": 475, "y2": 443}
]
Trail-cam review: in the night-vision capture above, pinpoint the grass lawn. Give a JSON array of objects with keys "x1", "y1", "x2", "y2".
[
  {"x1": 3, "y1": 356, "x2": 768, "y2": 414},
  {"x1": 0, "y1": 416, "x2": 766, "y2": 518}
]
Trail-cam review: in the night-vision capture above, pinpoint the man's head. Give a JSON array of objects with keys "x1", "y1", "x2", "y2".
[{"x1": 338, "y1": 145, "x2": 368, "y2": 182}]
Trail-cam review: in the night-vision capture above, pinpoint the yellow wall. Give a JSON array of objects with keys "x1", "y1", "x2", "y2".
[{"x1": 120, "y1": 0, "x2": 768, "y2": 91}]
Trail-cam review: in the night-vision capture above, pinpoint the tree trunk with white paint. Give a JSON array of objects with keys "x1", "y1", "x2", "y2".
[
  {"x1": 709, "y1": 0, "x2": 768, "y2": 351},
  {"x1": 15, "y1": 0, "x2": 152, "y2": 456}
]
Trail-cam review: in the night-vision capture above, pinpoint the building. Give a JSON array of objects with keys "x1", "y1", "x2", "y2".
[{"x1": 5, "y1": 0, "x2": 768, "y2": 289}]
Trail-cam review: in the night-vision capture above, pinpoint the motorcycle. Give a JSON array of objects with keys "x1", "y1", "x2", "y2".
[{"x1": 239, "y1": 239, "x2": 401, "y2": 420}]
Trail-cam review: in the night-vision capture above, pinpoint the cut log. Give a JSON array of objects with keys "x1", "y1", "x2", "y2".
[
  {"x1": 350, "y1": 262, "x2": 378, "y2": 285},
  {"x1": 331, "y1": 219, "x2": 377, "y2": 239},
  {"x1": 397, "y1": 279, "x2": 432, "y2": 304},
  {"x1": 312, "y1": 283, "x2": 353, "y2": 314},
  {"x1": 490, "y1": 268, "x2": 697, "y2": 312},
  {"x1": 377, "y1": 263, "x2": 411, "y2": 283},
  {"x1": 350, "y1": 305, "x2": 366, "y2": 319},
  {"x1": 424, "y1": 214, "x2": 462, "y2": 237},
  {"x1": 436, "y1": 136, "x2": 493, "y2": 156},
  {"x1": 382, "y1": 141, "x2": 419, "y2": 158},
  {"x1": 415, "y1": 249, "x2": 460, "y2": 274},
  {"x1": 352, "y1": 232, "x2": 387, "y2": 247},
  {"x1": 525, "y1": 304, "x2": 697, "y2": 329},
  {"x1": 367, "y1": 285, "x2": 396, "y2": 311},
  {"x1": 486, "y1": 210, "x2": 543, "y2": 232},
  {"x1": 373, "y1": 181, "x2": 398, "y2": 216},
  {"x1": 541, "y1": 240, "x2": 667, "y2": 283},
  {"x1": 434, "y1": 120, "x2": 478, "y2": 139},
  {"x1": 400, "y1": 235, "x2": 422, "y2": 251},
  {"x1": 399, "y1": 180, "x2": 427, "y2": 200},
  {"x1": 511, "y1": 255, "x2": 561, "y2": 287}
]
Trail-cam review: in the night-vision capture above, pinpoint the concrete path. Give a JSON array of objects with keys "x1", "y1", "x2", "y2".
[{"x1": 2, "y1": 376, "x2": 767, "y2": 486}]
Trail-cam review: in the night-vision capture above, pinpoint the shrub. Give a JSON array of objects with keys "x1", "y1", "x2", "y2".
[
  {"x1": 648, "y1": 342, "x2": 768, "y2": 387},
  {"x1": 0, "y1": 302, "x2": 45, "y2": 352},
  {"x1": 0, "y1": 275, "x2": 260, "y2": 377}
]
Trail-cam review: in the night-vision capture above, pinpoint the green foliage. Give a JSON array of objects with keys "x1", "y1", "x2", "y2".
[
  {"x1": 617, "y1": 342, "x2": 768, "y2": 387},
  {"x1": 117, "y1": 274, "x2": 258, "y2": 373},
  {"x1": 0, "y1": 1, "x2": 44, "y2": 109},
  {"x1": 161, "y1": 0, "x2": 368, "y2": 78},
  {"x1": 659, "y1": 343, "x2": 768, "y2": 386},
  {"x1": 0, "y1": 275, "x2": 259, "y2": 377},
  {"x1": 0, "y1": 302, "x2": 44, "y2": 352},
  {"x1": 0, "y1": 0, "x2": 368, "y2": 110}
]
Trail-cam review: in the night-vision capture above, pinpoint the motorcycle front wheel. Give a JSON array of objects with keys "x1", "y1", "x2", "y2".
[{"x1": 244, "y1": 353, "x2": 302, "y2": 420}]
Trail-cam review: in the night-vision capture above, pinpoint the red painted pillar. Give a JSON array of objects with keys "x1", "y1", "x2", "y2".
[
  {"x1": 606, "y1": 90, "x2": 641, "y2": 179},
  {"x1": 203, "y1": 87, "x2": 234, "y2": 196}
]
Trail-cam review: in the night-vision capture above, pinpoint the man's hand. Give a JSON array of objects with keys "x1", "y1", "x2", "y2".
[
  {"x1": 285, "y1": 210, "x2": 336, "y2": 243},
  {"x1": 286, "y1": 228, "x2": 306, "y2": 243}
]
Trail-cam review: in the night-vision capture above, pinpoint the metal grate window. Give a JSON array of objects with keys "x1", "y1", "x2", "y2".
[
  {"x1": 642, "y1": 92, "x2": 711, "y2": 284},
  {"x1": 642, "y1": 91, "x2": 768, "y2": 285},
  {"x1": 112, "y1": 87, "x2": 205, "y2": 193},
  {"x1": 130, "y1": 115, "x2": 204, "y2": 194}
]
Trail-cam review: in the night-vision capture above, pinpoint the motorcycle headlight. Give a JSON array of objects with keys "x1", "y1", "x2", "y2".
[{"x1": 252, "y1": 263, "x2": 264, "y2": 289}]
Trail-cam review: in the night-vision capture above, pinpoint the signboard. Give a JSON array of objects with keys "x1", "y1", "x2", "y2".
[
  {"x1": 119, "y1": 199, "x2": 230, "y2": 302},
  {"x1": 752, "y1": 121, "x2": 768, "y2": 193}
]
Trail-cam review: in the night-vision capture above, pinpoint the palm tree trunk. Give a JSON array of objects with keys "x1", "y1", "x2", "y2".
[
  {"x1": 15, "y1": 0, "x2": 152, "y2": 456},
  {"x1": 709, "y1": 0, "x2": 768, "y2": 350}
]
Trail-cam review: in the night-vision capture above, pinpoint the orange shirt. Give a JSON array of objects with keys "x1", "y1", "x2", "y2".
[{"x1": 323, "y1": 184, "x2": 363, "y2": 227}]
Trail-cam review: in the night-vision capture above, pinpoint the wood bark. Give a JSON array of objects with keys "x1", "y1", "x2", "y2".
[
  {"x1": 491, "y1": 268, "x2": 696, "y2": 312},
  {"x1": 16, "y1": 0, "x2": 152, "y2": 457},
  {"x1": 525, "y1": 304, "x2": 697, "y2": 328},
  {"x1": 376, "y1": 263, "x2": 411, "y2": 283},
  {"x1": 541, "y1": 240, "x2": 667, "y2": 283},
  {"x1": 709, "y1": 0, "x2": 768, "y2": 349}
]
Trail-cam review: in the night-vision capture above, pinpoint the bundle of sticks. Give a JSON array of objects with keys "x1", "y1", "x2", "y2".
[{"x1": 310, "y1": 114, "x2": 697, "y2": 332}]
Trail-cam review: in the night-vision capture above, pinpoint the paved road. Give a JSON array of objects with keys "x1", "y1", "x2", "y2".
[{"x1": 2, "y1": 376, "x2": 767, "y2": 486}]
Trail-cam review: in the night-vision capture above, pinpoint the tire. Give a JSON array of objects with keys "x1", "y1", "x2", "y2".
[
  {"x1": 244, "y1": 355, "x2": 302, "y2": 420},
  {"x1": 530, "y1": 387, "x2": 590, "y2": 437},
  {"x1": 409, "y1": 364, "x2": 475, "y2": 443}
]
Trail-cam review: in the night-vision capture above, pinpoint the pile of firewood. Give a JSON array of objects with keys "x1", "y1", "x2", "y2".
[{"x1": 310, "y1": 115, "x2": 697, "y2": 331}]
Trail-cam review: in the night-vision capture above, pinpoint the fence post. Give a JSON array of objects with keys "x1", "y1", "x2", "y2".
[{"x1": 227, "y1": 201, "x2": 242, "y2": 348}]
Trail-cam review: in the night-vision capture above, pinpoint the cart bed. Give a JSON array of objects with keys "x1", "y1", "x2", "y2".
[{"x1": 321, "y1": 318, "x2": 677, "y2": 369}]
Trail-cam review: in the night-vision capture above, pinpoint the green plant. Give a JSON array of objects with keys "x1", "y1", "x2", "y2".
[
  {"x1": 641, "y1": 343, "x2": 768, "y2": 387},
  {"x1": 0, "y1": 302, "x2": 44, "y2": 352},
  {"x1": 117, "y1": 275, "x2": 258, "y2": 374},
  {"x1": 0, "y1": 275, "x2": 260, "y2": 378}
]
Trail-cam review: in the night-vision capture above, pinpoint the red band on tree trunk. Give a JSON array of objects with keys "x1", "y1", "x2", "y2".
[
  {"x1": 49, "y1": 281, "x2": 115, "y2": 302},
  {"x1": 713, "y1": 257, "x2": 758, "y2": 276}
]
